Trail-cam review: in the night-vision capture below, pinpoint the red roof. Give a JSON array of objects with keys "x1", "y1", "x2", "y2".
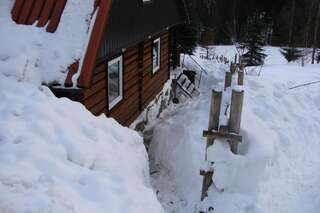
[
  {"x1": 11, "y1": 0, "x2": 113, "y2": 88},
  {"x1": 11, "y1": 0, "x2": 68, "y2": 33}
]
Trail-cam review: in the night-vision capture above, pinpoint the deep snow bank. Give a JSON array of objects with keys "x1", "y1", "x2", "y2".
[
  {"x1": 150, "y1": 46, "x2": 320, "y2": 213},
  {"x1": 0, "y1": 75, "x2": 163, "y2": 213},
  {"x1": 0, "y1": 1, "x2": 94, "y2": 85}
]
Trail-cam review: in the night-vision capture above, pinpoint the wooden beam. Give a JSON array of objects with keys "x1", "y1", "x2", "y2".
[
  {"x1": 203, "y1": 130, "x2": 242, "y2": 142},
  {"x1": 46, "y1": 0, "x2": 67, "y2": 33},
  {"x1": 238, "y1": 70, "x2": 244, "y2": 86},
  {"x1": 77, "y1": 0, "x2": 113, "y2": 88},
  {"x1": 224, "y1": 71, "x2": 232, "y2": 89},
  {"x1": 201, "y1": 89, "x2": 222, "y2": 201},
  {"x1": 229, "y1": 89, "x2": 244, "y2": 153}
]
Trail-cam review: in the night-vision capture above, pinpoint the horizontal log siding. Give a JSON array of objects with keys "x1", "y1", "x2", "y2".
[
  {"x1": 81, "y1": 63, "x2": 107, "y2": 116},
  {"x1": 141, "y1": 32, "x2": 170, "y2": 108},
  {"x1": 109, "y1": 45, "x2": 141, "y2": 126},
  {"x1": 79, "y1": 30, "x2": 170, "y2": 126}
]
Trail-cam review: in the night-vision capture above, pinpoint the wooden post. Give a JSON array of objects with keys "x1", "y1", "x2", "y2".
[
  {"x1": 229, "y1": 89, "x2": 244, "y2": 154},
  {"x1": 201, "y1": 89, "x2": 222, "y2": 201},
  {"x1": 224, "y1": 71, "x2": 232, "y2": 90},
  {"x1": 172, "y1": 79, "x2": 179, "y2": 104},
  {"x1": 230, "y1": 63, "x2": 237, "y2": 74},
  {"x1": 238, "y1": 70, "x2": 244, "y2": 86}
]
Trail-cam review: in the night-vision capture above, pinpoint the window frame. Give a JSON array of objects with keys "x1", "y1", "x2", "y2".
[
  {"x1": 152, "y1": 37, "x2": 161, "y2": 74},
  {"x1": 107, "y1": 55, "x2": 123, "y2": 110},
  {"x1": 142, "y1": 0, "x2": 152, "y2": 4}
]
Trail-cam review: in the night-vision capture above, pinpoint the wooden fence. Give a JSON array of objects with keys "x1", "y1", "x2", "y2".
[{"x1": 200, "y1": 63, "x2": 245, "y2": 203}]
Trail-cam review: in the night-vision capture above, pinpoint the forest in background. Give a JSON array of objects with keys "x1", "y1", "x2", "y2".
[{"x1": 186, "y1": 0, "x2": 320, "y2": 48}]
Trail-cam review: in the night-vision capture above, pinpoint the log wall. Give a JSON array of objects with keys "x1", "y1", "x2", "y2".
[{"x1": 80, "y1": 30, "x2": 171, "y2": 126}]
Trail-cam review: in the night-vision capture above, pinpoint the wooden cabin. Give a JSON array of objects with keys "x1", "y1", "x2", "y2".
[{"x1": 11, "y1": 0, "x2": 189, "y2": 126}]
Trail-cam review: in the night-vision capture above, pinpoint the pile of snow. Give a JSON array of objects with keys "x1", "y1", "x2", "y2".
[
  {"x1": 150, "y1": 46, "x2": 320, "y2": 213},
  {"x1": 0, "y1": 1, "x2": 94, "y2": 85},
  {"x1": 0, "y1": 75, "x2": 163, "y2": 213}
]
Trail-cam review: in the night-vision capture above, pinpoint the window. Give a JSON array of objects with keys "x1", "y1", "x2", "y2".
[
  {"x1": 108, "y1": 56, "x2": 123, "y2": 110},
  {"x1": 142, "y1": 0, "x2": 152, "y2": 3},
  {"x1": 152, "y1": 38, "x2": 161, "y2": 73}
]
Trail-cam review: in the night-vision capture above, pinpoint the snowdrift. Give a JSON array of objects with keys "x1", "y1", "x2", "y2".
[
  {"x1": 150, "y1": 46, "x2": 320, "y2": 213},
  {"x1": 0, "y1": 75, "x2": 163, "y2": 213},
  {"x1": 0, "y1": 1, "x2": 94, "y2": 85}
]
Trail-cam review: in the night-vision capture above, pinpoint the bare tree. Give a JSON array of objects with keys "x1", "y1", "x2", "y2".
[
  {"x1": 312, "y1": 0, "x2": 320, "y2": 64},
  {"x1": 288, "y1": 0, "x2": 296, "y2": 45},
  {"x1": 304, "y1": 0, "x2": 315, "y2": 47}
]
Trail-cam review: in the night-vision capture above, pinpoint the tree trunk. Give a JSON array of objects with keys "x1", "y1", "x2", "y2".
[
  {"x1": 289, "y1": 0, "x2": 296, "y2": 45},
  {"x1": 305, "y1": 0, "x2": 315, "y2": 48},
  {"x1": 312, "y1": 0, "x2": 320, "y2": 64}
]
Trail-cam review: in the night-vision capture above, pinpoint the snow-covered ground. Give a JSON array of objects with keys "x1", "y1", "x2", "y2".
[
  {"x1": 150, "y1": 46, "x2": 320, "y2": 213},
  {"x1": 0, "y1": 2, "x2": 164, "y2": 211},
  {"x1": 0, "y1": 75, "x2": 163, "y2": 213},
  {"x1": 0, "y1": 1, "x2": 95, "y2": 86}
]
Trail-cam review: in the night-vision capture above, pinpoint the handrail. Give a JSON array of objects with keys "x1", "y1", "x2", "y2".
[{"x1": 177, "y1": 43, "x2": 208, "y2": 75}]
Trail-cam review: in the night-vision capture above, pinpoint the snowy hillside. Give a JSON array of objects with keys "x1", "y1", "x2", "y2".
[
  {"x1": 150, "y1": 46, "x2": 320, "y2": 213},
  {"x1": 0, "y1": 75, "x2": 163, "y2": 213}
]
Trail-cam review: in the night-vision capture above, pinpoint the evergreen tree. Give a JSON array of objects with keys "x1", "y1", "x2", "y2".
[
  {"x1": 280, "y1": 46, "x2": 302, "y2": 62},
  {"x1": 240, "y1": 12, "x2": 267, "y2": 66},
  {"x1": 175, "y1": 24, "x2": 199, "y2": 55}
]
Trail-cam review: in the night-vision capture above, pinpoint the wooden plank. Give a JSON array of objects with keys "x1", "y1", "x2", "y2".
[
  {"x1": 78, "y1": 0, "x2": 113, "y2": 87},
  {"x1": 124, "y1": 110, "x2": 142, "y2": 126},
  {"x1": 89, "y1": 99, "x2": 106, "y2": 115},
  {"x1": 64, "y1": 61, "x2": 79, "y2": 87},
  {"x1": 94, "y1": 63, "x2": 107, "y2": 74},
  {"x1": 238, "y1": 71, "x2": 244, "y2": 86},
  {"x1": 124, "y1": 68, "x2": 139, "y2": 83},
  {"x1": 124, "y1": 60, "x2": 139, "y2": 74},
  {"x1": 203, "y1": 130, "x2": 242, "y2": 142},
  {"x1": 124, "y1": 82, "x2": 139, "y2": 99},
  {"x1": 229, "y1": 89, "x2": 244, "y2": 154},
  {"x1": 142, "y1": 72, "x2": 165, "y2": 91},
  {"x1": 114, "y1": 102, "x2": 140, "y2": 125},
  {"x1": 27, "y1": 0, "x2": 45, "y2": 25},
  {"x1": 37, "y1": 0, "x2": 56, "y2": 27},
  {"x1": 84, "y1": 79, "x2": 105, "y2": 99},
  {"x1": 18, "y1": 0, "x2": 35, "y2": 24},
  {"x1": 46, "y1": 0, "x2": 67, "y2": 32},
  {"x1": 92, "y1": 71, "x2": 106, "y2": 85},
  {"x1": 83, "y1": 89, "x2": 106, "y2": 109},
  {"x1": 143, "y1": 41, "x2": 152, "y2": 49},
  {"x1": 143, "y1": 60, "x2": 168, "y2": 77},
  {"x1": 142, "y1": 74, "x2": 167, "y2": 104},
  {"x1": 109, "y1": 92, "x2": 139, "y2": 118},
  {"x1": 201, "y1": 89, "x2": 222, "y2": 201},
  {"x1": 124, "y1": 45, "x2": 139, "y2": 58},
  {"x1": 11, "y1": 0, "x2": 25, "y2": 22},
  {"x1": 142, "y1": 81, "x2": 165, "y2": 108},
  {"x1": 124, "y1": 53, "x2": 139, "y2": 67},
  {"x1": 124, "y1": 74, "x2": 139, "y2": 91},
  {"x1": 224, "y1": 71, "x2": 232, "y2": 89}
]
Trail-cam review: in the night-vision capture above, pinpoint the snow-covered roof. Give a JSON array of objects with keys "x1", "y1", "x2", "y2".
[{"x1": 0, "y1": 0, "x2": 95, "y2": 86}]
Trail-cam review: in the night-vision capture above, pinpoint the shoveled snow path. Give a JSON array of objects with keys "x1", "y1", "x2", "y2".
[{"x1": 149, "y1": 47, "x2": 320, "y2": 213}]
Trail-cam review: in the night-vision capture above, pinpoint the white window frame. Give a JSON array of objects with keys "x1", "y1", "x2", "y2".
[
  {"x1": 152, "y1": 38, "x2": 161, "y2": 74},
  {"x1": 142, "y1": 0, "x2": 152, "y2": 4},
  {"x1": 108, "y1": 56, "x2": 123, "y2": 110}
]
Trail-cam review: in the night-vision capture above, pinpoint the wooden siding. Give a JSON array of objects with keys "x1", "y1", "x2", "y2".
[
  {"x1": 11, "y1": 0, "x2": 67, "y2": 33},
  {"x1": 78, "y1": 31, "x2": 171, "y2": 126},
  {"x1": 82, "y1": 63, "x2": 108, "y2": 116}
]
